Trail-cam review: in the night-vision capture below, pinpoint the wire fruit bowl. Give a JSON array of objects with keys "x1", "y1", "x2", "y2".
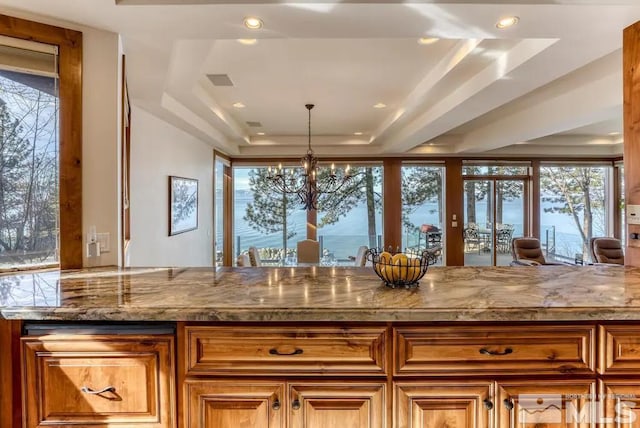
[{"x1": 366, "y1": 247, "x2": 440, "y2": 289}]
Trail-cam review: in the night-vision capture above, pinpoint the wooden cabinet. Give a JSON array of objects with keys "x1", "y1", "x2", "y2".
[
  {"x1": 184, "y1": 380, "x2": 284, "y2": 428},
  {"x1": 497, "y1": 380, "x2": 596, "y2": 428},
  {"x1": 22, "y1": 334, "x2": 175, "y2": 428},
  {"x1": 599, "y1": 379, "x2": 640, "y2": 427},
  {"x1": 394, "y1": 381, "x2": 494, "y2": 428},
  {"x1": 394, "y1": 325, "x2": 595, "y2": 376},
  {"x1": 289, "y1": 382, "x2": 385, "y2": 428},
  {"x1": 599, "y1": 324, "x2": 640, "y2": 374},
  {"x1": 185, "y1": 325, "x2": 387, "y2": 376}
]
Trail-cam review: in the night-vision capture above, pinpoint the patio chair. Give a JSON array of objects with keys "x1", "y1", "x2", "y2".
[{"x1": 247, "y1": 246, "x2": 262, "y2": 267}]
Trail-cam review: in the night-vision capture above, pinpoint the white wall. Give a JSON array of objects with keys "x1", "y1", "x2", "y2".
[{"x1": 129, "y1": 106, "x2": 213, "y2": 267}]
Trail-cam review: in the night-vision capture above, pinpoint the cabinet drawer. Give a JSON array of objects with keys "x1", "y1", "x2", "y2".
[
  {"x1": 599, "y1": 324, "x2": 640, "y2": 374},
  {"x1": 394, "y1": 325, "x2": 595, "y2": 376},
  {"x1": 185, "y1": 326, "x2": 388, "y2": 376},
  {"x1": 22, "y1": 335, "x2": 175, "y2": 428}
]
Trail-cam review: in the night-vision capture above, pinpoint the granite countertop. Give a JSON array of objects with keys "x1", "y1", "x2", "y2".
[{"x1": 0, "y1": 265, "x2": 638, "y2": 322}]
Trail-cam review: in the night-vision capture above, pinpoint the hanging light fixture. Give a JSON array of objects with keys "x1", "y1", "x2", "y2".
[{"x1": 267, "y1": 104, "x2": 352, "y2": 211}]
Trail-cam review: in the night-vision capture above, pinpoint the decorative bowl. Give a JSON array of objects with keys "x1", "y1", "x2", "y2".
[{"x1": 366, "y1": 247, "x2": 440, "y2": 289}]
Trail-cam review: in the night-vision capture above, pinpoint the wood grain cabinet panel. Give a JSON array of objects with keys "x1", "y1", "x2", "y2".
[
  {"x1": 288, "y1": 382, "x2": 385, "y2": 428},
  {"x1": 394, "y1": 381, "x2": 494, "y2": 428},
  {"x1": 497, "y1": 380, "x2": 596, "y2": 428},
  {"x1": 598, "y1": 324, "x2": 640, "y2": 374},
  {"x1": 394, "y1": 325, "x2": 595, "y2": 376},
  {"x1": 22, "y1": 335, "x2": 175, "y2": 428},
  {"x1": 599, "y1": 380, "x2": 640, "y2": 427},
  {"x1": 183, "y1": 380, "x2": 285, "y2": 428},
  {"x1": 186, "y1": 326, "x2": 387, "y2": 376}
]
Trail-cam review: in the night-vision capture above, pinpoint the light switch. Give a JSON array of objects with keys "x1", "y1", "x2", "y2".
[
  {"x1": 97, "y1": 233, "x2": 110, "y2": 253},
  {"x1": 452, "y1": 221, "x2": 458, "y2": 227},
  {"x1": 452, "y1": 214, "x2": 457, "y2": 221}
]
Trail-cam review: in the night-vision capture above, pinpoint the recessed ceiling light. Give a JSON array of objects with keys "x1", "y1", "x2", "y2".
[
  {"x1": 244, "y1": 17, "x2": 263, "y2": 30},
  {"x1": 609, "y1": 132, "x2": 621, "y2": 136},
  {"x1": 233, "y1": 102, "x2": 246, "y2": 109},
  {"x1": 373, "y1": 103, "x2": 387, "y2": 109},
  {"x1": 496, "y1": 16, "x2": 519, "y2": 29},
  {"x1": 418, "y1": 37, "x2": 439, "y2": 45},
  {"x1": 354, "y1": 132, "x2": 363, "y2": 136},
  {"x1": 257, "y1": 132, "x2": 265, "y2": 136},
  {"x1": 237, "y1": 39, "x2": 258, "y2": 45}
]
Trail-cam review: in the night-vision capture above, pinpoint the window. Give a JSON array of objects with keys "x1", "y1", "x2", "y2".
[
  {"x1": 539, "y1": 164, "x2": 611, "y2": 263},
  {"x1": 214, "y1": 154, "x2": 228, "y2": 267},
  {"x1": 316, "y1": 165, "x2": 383, "y2": 264},
  {"x1": 0, "y1": 16, "x2": 82, "y2": 270},
  {"x1": 401, "y1": 164, "x2": 444, "y2": 265}
]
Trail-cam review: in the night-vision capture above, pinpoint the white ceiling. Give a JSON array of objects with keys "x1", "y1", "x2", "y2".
[{"x1": 2, "y1": 0, "x2": 638, "y2": 158}]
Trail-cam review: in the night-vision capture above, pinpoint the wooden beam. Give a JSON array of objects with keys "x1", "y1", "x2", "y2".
[
  {"x1": 624, "y1": 21, "x2": 640, "y2": 266},
  {"x1": 383, "y1": 159, "x2": 402, "y2": 251}
]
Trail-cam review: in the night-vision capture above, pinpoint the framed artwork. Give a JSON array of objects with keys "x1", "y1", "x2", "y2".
[{"x1": 169, "y1": 176, "x2": 198, "y2": 235}]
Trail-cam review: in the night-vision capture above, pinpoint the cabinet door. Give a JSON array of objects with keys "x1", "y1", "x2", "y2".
[
  {"x1": 497, "y1": 380, "x2": 596, "y2": 428},
  {"x1": 184, "y1": 380, "x2": 284, "y2": 428},
  {"x1": 395, "y1": 381, "x2": 494, "y2": 428},
  {"x1": 289, "y1": 382, "x2": 385, "y2": 428},
  {"x1": 599, "y1": 380, "x2": 640, "y2": 427}
]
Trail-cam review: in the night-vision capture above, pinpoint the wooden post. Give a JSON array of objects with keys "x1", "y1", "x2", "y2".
[
  {"x1": 383, "y1": 159, "x2": 402, "y2": 251},
  {"x1": 624, "y1": 22, "x2": 640, "y2": 266},
  {"x1": 445, "y1": 159, "x2": 464, "y2": 266},
  {"x1": 0, "y1": 320, "x2": 22, "y2": 428}
]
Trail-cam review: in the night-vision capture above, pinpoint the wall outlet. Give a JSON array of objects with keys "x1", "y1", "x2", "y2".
[{"x1": 97, "y1": 233, "x2": 110, "y2": 253}]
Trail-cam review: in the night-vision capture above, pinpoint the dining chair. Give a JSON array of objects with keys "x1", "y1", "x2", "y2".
[
  {"x1": 236, "y1": 254, "x2": 250, "y2": 267},
  {"x1": 247, "y1": 246, "x2": 262, "y2": 267},
  {"x1": 297, "y1": 240, "x2": 320, "y2": 264},
  {"x1": 354, "y1": 245, "x2": 368, "y2": 267},
  {"x1": 589, "y1": 237, "x2": 624, "y2": 265},
  {"x1": 511, "y1": 237, "x2": 568, "y2": 266}
]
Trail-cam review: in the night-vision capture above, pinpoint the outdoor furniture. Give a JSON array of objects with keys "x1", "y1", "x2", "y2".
[
  {"x1": 496, "y1": 224, "x2": 514, "y2": 253},
  {"x1": 590, "y1": 237, "x2": 624, "y2": 265},
  {"x1": 297, "y1": 239, "x2": 320, "y2": 264},
  {"x1": 247, "y1": 246, "x2": 262, "y2": 267},
  {"x1": 463, "y1": 225, "x2": 482, "y2": 253},
  {"x1": 354, "y1": 245, "x2": 368, "y2": 267}
]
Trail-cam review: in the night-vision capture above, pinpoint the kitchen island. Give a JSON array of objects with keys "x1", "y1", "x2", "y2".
[{"x1": 2, "y1": 265, "x2": 640, "y2": 428}]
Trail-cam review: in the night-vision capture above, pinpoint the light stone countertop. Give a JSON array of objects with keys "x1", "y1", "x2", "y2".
[{"x1": 0, "y1": 265, "x2": 638, "y2": 322}]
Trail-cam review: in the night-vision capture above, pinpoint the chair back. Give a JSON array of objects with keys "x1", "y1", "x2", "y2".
[
  {"x1": 236, "y1": 254, "x2": 250, "y2": 267},
  {"x1": 354, "y1": 245, "x2": 368, "y2": 267},
  {"x1": 297, "y1": 240, "x2": 320, "y2": 264},
  {"x1": 590, "y1": 237, "x2": 624, "y2": 265},
  {"x1": 511, "y1": 237, "x2": 546, "y2": 265},
  {"x1": 247, "y1": 246, "x2": 262, "y2": 267}
]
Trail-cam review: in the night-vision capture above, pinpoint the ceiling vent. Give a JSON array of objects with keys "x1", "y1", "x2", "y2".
[
  {"x1": 207, "y1": 74, "x2": 234, "y2": 87},
  {"x1": 246, "y1": 121, "x2": 262, "y2": 127}
]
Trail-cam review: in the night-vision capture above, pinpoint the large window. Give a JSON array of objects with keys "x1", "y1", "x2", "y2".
[
  {"x1": 0, "y1": 37, "x2": 59, "y2": 268},
  {"x1": 0, "y1": 17, "x2": 82, "y2": 270},
  {"x1": 401, "y1": 164, "x2": 444, "y2": 265},
  {"x1": 317, "y1": 165, "x2": 383, "y2": 264},
  {"x1": 213, "y1": 155, "x2": 228, "y2": 267},
  {"x1": 539, "y1": 164, "x2": 611, "y2": 263},
  {"x1": 233, "y1": 166, "x2": 306, "y2": 265}
]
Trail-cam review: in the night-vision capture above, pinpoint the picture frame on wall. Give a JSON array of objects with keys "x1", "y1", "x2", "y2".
[{"x1": 169, "y1": 176, "x2": 198, "y2": 236}]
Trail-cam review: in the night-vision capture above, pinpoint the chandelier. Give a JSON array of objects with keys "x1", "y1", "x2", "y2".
[{"x1": 267, "y1": 104, "x2": 353, "y2": 211}]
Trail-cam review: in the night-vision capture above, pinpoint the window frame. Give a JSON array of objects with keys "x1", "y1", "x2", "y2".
[{"x1": 0, "y1": 14, "x2": 83, "y2": 270}]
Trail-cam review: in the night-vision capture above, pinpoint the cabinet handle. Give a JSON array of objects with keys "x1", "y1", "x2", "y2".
[
  {"x1": 81, "y1": 386, "x2": 116, "y2": 395},
  {"x1": 292, "y1": 399, "x2": 301, "y2": 410},
  {"x1": 483, "y1": 399, "x2": 494, "y2": 410},
  {"x1": 269, "y1": 348, "x2": 303, "y2": 356},
  {"x1": 503, "y1": 398, "x2": 514, "y2": 410},
  {"x1": 272, "y1": 398, "x2": 281, "y2": 410},
  {"x1": 479, "y1": 347, "x2": 513, "y2": 356}
]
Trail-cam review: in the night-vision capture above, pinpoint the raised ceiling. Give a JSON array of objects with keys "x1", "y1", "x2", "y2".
[{"x1": 2, "y1": 0, "x2": 639, "y2": 157}]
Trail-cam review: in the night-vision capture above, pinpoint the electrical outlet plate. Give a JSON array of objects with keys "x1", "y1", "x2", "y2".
[{"x1": 96, "y1": 233, "x2": 110, "y2": 253}]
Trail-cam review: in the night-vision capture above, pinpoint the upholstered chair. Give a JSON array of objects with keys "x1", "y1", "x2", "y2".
[
  {"x1": 297, "y1": 240, "x2": 320, "y2": 264},
  {"x1": 354, "y1": 245, "x2": 369, "y2": 267},
  {"x1": 511, "y1": 237, "x2": 567, "y2": 266},
  {"x1": 236, "y1": 254, "x2": 251, "y2": 267},
  {"x1": 590, "y1": 237, "x2": 624, "y2": 265}
]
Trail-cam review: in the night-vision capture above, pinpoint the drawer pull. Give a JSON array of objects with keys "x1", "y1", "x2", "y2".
[
  {"x1": 503, "y1": 398, "x2": 514, "y2": 410},
  {"x1": 81, "y1": 386, "x2": 116, "y2": 395},
  {"x1": 272, "y1": 398, "x2": 281, "y2": 410},
  {"x1": 479, "y1": 347, "x2": 513, "y2": 356},
  {"x1": 483, "y1": 399, "x2": 494, "y2": 410},
  {"x1": 292, "y1": 399, "x2": 301, "y2": 410},
  {"x1": 269, "y1": 348, "x2": 303, "y2": 356}
]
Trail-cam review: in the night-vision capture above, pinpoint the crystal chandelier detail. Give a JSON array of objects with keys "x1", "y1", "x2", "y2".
[{"x1": 267, "y1": 104, "x2": 352, "y2": 211}]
